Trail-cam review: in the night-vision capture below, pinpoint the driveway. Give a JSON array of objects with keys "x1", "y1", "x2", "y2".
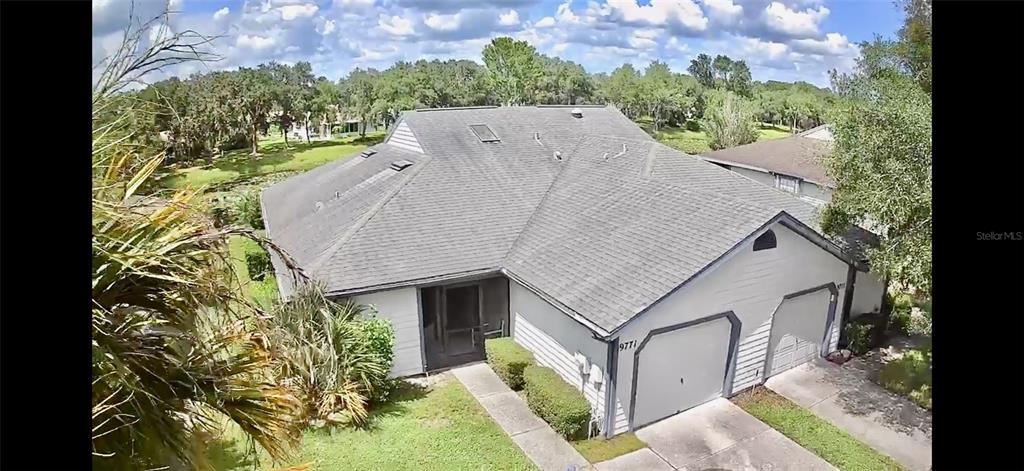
[
  {"x1": 597, "y1": 398, "x2": 834, "y2": 471},
  {"x1": 766, "y1": 357, "x2": 932, "y2": 471}
]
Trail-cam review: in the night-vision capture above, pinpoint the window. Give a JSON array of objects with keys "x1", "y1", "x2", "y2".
[
  {"x1": 469, "y1": 124, "x2": 500, "y2": 142},
  {"x1": 753, "y1": 230, "x2": 777, "y2": 251},
  {"x1": 775, "y1": 174, "x2": 800, "y2": 194}
]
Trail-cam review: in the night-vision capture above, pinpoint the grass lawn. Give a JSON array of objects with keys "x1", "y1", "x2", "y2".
[
  {"x1": 227, "y1": 235, "x2": 278, "y2": 309},
  {"x1": 572, "y1": 433, "x2": 646, "y2": 463},
  {"x1": 733, "y1": 388, "x2": 904, "y2": 471},
  {"x1": 209, "y1": 378, "x2": 536, "y2": 471},
  {"x1": 653, "y1": 122, "x2": 793, "y2": 154},
  {"x1": 159, "y1": 132, "x2": 384, "y2": 189},
  {"x1": 878, "y1": 345, "x2": 932, "y2": 410}
]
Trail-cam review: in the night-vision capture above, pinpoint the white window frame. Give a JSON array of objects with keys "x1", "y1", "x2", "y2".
[{"x1": 775, "y1": 174, "x2": 800, "y2": 194}]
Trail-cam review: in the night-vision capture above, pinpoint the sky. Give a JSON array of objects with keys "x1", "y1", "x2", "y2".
[{"x1": 92, "y1": 0, "x2": 904, "y2": 88}]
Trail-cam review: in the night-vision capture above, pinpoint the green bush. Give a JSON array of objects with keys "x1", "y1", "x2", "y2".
[
  {"x1": 685, "y1": 120, "x2": 701, "y2": 132},
  {"x1": 360, "y1": 316, "x2": 396, "y2": 403},
  {"x1": 844, "y1": 322, "x2": 875, "y2": 355},
  {"x1": 523, "y1": 365, "x2": 591, "y2": 440},
  {"x1": 233, "y1": 190, "x2": 265, "y2": 229},
  {"x1": 878, "y1": 347, "x2": 931, "y2": 410},
  {"x1": 887, "y1": 292, "x2": 914, "y2": 335},
  {"x1": 485, "y1": 338, "x2": 534, "y2": 390},
  {"x1": 245, "y1": 250, "x2": 272, "y2": 281}
]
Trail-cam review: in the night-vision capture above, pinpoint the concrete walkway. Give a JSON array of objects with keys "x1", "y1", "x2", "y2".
[
  {"x1": 600, "y1": 398, "x2": 835, "y2": 471},
  {"x1": 452, "y1": 362, "x2": 591, "y2": 471},
  {"x1": 766, "y1": 358, "x2": 932, "y2": 471}
]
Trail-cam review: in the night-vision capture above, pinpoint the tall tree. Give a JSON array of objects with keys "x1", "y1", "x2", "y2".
[
  {"x1": 311, "y1": 78, "x2": 342, "y2": 139},
  {"x1": 601, "y1": 64, "x2": 642, "y2": 118},
  {"x1": 481, "y1": 37, "x2": 543, "y2": 106},
  {"x1": 701, "y1": 89, "x2": 759, "y2": 150},
  {"x1": 237, "y1": 67, "x2": 275, "y2": 155},
  {"x1": 821, "y1": 0, "x2": 932, "y2": 296},
  {"x1": 341, "y1": 68, "x2": 377, "y2": 137},
  {"x1": 687, "y1": 53, "x2": 715, "y2": 88}
]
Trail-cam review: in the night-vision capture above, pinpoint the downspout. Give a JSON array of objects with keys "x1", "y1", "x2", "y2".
[
  {"x1": 602, "y1": 338, "x2": 620, "y2": 438},
  {"x1": 838, "y1": 264, "x2": 856, "y2": 346}
]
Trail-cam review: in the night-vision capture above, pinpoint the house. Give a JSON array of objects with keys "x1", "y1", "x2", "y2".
[
  {"x1": 699, "y1": 125, "x2": 834, "y2": 207},
  {"x1": 260, "y1": 106, "x2": 886, "y2": 436}
]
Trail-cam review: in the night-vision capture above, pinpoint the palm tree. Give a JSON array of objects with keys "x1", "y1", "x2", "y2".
[{"x1": 91, "y1": 7, "x2": 304, "y2": 469}]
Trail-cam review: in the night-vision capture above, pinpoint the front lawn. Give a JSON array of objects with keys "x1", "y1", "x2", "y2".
[
  {"x1": 227, "y1": 235, "x2": 278, "y2": 309},
  {"x1": 210, "y1": 378, "x2": 536, "y2": 471},
  {"x1": 572, "y1": 433, "x2": 646, "y2": 463},
  {"x1": 652, "y1": 122, "x2": 793, "y2": 154},
  {"x1": 159, "y1": 132, "x2": 384, "y2": 189},
  {"x1": 733, "y1": 387, "x2": 904, "y2": 471},
  {"x1": 878, "y1": 345, "x2": 932, "y2": 410}
]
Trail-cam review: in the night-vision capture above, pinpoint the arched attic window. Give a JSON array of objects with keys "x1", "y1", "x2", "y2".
[{"x1": 753, "y1": 230, "x2": 777, "y2": 251}]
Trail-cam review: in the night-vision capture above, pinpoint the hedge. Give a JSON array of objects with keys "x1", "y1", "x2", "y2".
[
  {"x1": 245, "y1": 250, "x2": 272, "y2": 281},
  {"x1": 523, "y1": 365, "x2": 591, "y2": 440},
  {"x1": 485, "y1": 338, "x2": 534, "y2": 390}
]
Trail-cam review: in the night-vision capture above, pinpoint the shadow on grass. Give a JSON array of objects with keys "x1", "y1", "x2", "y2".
[
  {"x1": 359, "y1": 380, "x2": 431, "y2": 432},
  {"x1": 206, "y1": 435, "x2": 256, "y2": 471}
]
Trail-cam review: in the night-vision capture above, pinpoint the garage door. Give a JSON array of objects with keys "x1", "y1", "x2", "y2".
[
  {"x1": 766, "y1": 287, "x2": 834, "y2": 377},
  {"x1": 633, "y1": 316, "x2": 735, "y2": 428}
]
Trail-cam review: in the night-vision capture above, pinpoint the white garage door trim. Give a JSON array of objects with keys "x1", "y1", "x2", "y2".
[
  {"x1": 763, "y1": 283, "x2": 839, "y2": 378},
  {"x1": 628, "y1": 311, "x2": 741, "y2": 430}
]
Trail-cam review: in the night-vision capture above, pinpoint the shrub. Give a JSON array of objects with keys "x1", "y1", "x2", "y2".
[
  {"x1": 485, "y1": 338, "x2": 534, "y2": 390},
  {"x1": 685, "y1": 120, "x2": 701, "y2": 132},
  {"x1": 701, "y1": 90, "x2": 759, "y2": 150},
  {"x1": 245, "y1": 250, "x2": 272, "y2": 281},
  {"x1": 233, "y1": 190, "x2": 265, "y2": 229},
  {"x1": 208, "y1": 204, "x2": 232, "y2": 228},
  {"x1": 878, "y1": 346, "x2": 931, "y2": 410},
  {"x1": 271, "y1": 287, "x2": 395, "y2": 427},
  {"x1": 523, "y1": 365, "x2": 591, "y2": 440},
  {"x1": 843, "y1": 312, "x2": 887, "y2": 355},
  {"x1": 359, "y1": 316, "x2": 396, "y2": 403}
]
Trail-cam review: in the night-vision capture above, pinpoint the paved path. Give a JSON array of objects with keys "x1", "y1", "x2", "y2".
[
  {"x1": 766, "y1": 358, "x2": 932, "y2": 471},
  {"x1": 599, "y1": 398, "x2": 834, "y2": 471},
  {"x1": 452, "y1": 362, "x2": 591, "y2": 471}
]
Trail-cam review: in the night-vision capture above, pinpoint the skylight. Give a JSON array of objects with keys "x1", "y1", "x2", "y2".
[{"x1": 469, "y1": 124, "x2": 500, "y2": 143}]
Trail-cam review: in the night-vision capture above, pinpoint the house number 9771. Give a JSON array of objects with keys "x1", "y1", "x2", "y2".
[{"x1": 618, "y1": 340, "x2": 638, "y2": 351}]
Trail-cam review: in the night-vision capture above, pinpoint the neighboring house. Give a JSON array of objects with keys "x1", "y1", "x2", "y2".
[
  {"x1": 699, "y1": 125, "x2": 835, "y2": 207},
  {"x1": 261, "y1": 106, "x2": 886, "y2": 437}
]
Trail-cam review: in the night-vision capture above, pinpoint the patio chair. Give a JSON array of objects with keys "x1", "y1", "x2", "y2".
[{"x1": 472, "y1": 320, "x2": 505, "y2": 347}]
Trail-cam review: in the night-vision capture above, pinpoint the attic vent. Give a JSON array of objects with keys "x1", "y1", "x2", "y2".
[
  {"x1": 469, "y1": 124, "x2": 500, "y2": 143},
  {"x1": 571, "y1": 108, "x2": 583, "y2": 118},
  {"x1": 390, "y1": 160, "x2": 414, "y2": 171},
  {"x1": 360, "y1": 150, "x2": 377, "y2": 158},
  {"x1": 314, "y1": 201, "x2": 324, "y2": 212},
  {"x1": 553, "y1": 151, "x2": 562, "y2": 161}
]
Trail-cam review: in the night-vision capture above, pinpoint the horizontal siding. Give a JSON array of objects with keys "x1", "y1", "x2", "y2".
[
  {"x1": 732, "y1": 319, "x2": 772, "y2": 392},
  {"x1": 513, "y1": 313, "x2": 605, "y2": 430},
  {"x1": 387, "y1": 121, "x2": 424, "y2": 154},
  {"x1": 354, "y1": 288, "x2": 424, "y2": 378}
]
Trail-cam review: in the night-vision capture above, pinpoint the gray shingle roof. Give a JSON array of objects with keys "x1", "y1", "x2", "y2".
[
  {"x1": 700, "y1": 133, "x2": 834, "y2": 186},
  {"x1": 262, "y1": 105, "x2": 868, "y2": 332}
]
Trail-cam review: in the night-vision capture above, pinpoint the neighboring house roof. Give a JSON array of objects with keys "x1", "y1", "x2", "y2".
[
  {"x1": 262, "y1": 107, "x2": 872, "y2": 334},
  {"x1": 699, "y1": 125, "x2": 834, "y2": 187}
]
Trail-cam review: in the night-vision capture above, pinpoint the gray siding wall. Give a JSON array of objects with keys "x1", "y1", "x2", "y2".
[
  {"x1": 799, "y1": 180, "x2": 833, "y2": 204},
  {"x1": 354, "y1": 287, "x2": 424, "y2": 378},
  {"x1": 730, "y1": 166, "x2": 777, "y2": 188},
  {"x1": 613, "y1": 222, "x2": 849, "y2": 433},
  {"x1": 509, "y1": 281, "x2": 626, "y2": 435}
]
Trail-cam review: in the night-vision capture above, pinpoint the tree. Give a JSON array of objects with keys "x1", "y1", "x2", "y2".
[
  {"x1": 821, "y1": 0, "x2": 932, "y2": 297},
  {"x1": 701, "y1": 90, "x2": 759, "y2": 150},
  {"x1": 726, "y1": 60, "x2": 752, "y2": 97},
  {"x1": 311, "y1": 78, "x2": 342, "y2": 139},
  {"x1": 92, "y1": 9, "x2": 302, "y2": 470},
  {"x1": 263, "y1": 62, "x2": 299, "y2": 147},
  {"x1": 481, "y1": 37, "x2": 543, "y2": 106},
  {"x1": 237, "y1": 67, "x2": 275, "y2": 154},
  {"x1": 601, "y1": 64, "x2": 642, "y2": 118},
  {"x1": 341, "y1": 68, "x2": 377, "y2": 137},
  {"x1": 537, "y1": 56, "x2": 594, "y2": 105},
  {"x1": 687, "y1": 53, "x2": 715, "y2": 88}
]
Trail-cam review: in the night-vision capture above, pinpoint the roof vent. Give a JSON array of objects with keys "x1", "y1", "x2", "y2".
[
  {"x1": 553, "y1": 151, "x2": 562, "y2": 161},
  {"x1": 390, "y1": 160, "x2": 414, "y2": 171},
  {"x1": 314, "y1": 201, "x2": 324, "y2": 212},
  {"x1": 360, "y1": 150, "x2": 377, "y2": 158},
  {"x1": 571, "y1": 108, "x2": 583, "y2": 118}
]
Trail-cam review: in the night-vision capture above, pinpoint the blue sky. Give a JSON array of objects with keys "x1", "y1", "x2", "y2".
[{"x1": 92, "y1": 0, "x2": 904, "y2": 88}]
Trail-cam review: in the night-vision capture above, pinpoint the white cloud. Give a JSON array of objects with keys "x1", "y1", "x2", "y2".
[
  {"x1": 379, "y1": 14, "x2": 415, "y2": 36},
  {"x1": 498, "y1": 10, "x2": 520, "y2": 26},
  {"x1": 237, "y1": 34, "x2": 277, "y2": 50},
  {"x1": 603, "y1": 0, "x2": 708, "y2": 33},
  {"x1": 556, "y1": 1, "x2": 580, "y2": 23},
  {"x1": 279, "y1": 3, "x2": 319, "y2": 21},
  {"x1": 321, "y1": 19, "x2": 337, "y2": 35},
  {"x1": 666, "y1": 36, "x2": 689, "y2": 53},
  {"x1": 552, "y1": 42, "x2": 569, "y2": 54},
  {"x1": 742, "y1": 37, "x2": 789, "y2": 61},
  {"x1": 703, "y1": 0, "x2": 742, "y2": 24},
  {"x1": 213, "y1": 7, "x2": 230, "y2": 21},
  {"x1": 534, "y1": 16, "x2": 556, "y2": 28},
  {"x1": 790, "y1": 32, "x2": 853, "y2": 55},
  {"x1": 148, "y1": 23, "x2": 172, "y2": 43},
  {"x1": 425, "y1": 12, "x2": 461, "y2": 31},
  {"x1": 628, "y1": 29, "x2": 660, "y2": 50},
  {"x1": 762, "y1": 1, "x2": 829, "y2": 38}
]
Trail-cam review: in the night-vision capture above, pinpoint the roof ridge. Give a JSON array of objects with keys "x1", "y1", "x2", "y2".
[
  {"x1": 306, "y1": 154, "x2": 435, "y2": 274},
  {"x1": 501, "y1": 135, "x2": 589, "y2": 265}
]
